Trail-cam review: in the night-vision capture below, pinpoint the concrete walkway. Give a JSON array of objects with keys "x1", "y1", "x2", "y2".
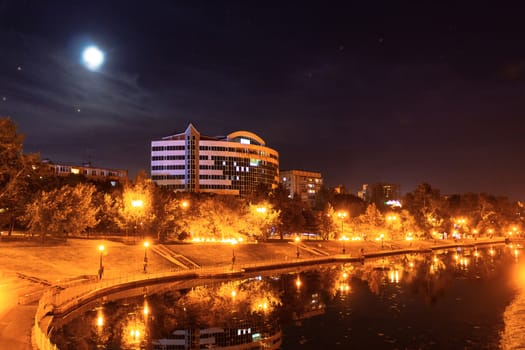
[
  {"x1": 0, "y1": 303, "x2": 35, "y2": 350},
  {"x1": 0, "y1": 271, "x2": 43, "y2": 350}
]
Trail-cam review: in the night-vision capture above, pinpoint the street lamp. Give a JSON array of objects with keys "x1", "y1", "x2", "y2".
[
  {"x1": 256, "y1": 206, "x2": 267, "y2": 214},
  {"x1": 340, "y1": 235, "x2": 349, "y2": 255},
  {"x1": 143, "y1": 241, "x2": 150, "y2": 273},
  {"x1": 231, "y1": 239, "x2": 237, "y2": 271},
  {"x1": 98, "y1": 245, "x2": 105, "y2": 280},
  {"x1": 131, "y1": 199, "x2": 144, "y2": 242},
  {"x1": 295, "y1": 236, "x2": 301, "y2": 258},
  {"x1": 255, "y1": 205, "x2": 268, "y2": 238},
  {"x1": 337, "y1": 211, "x2": 348, "y2": 253}
]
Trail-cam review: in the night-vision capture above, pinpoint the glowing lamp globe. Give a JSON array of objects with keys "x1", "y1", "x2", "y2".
[{"x1": 82, "y1": 46, "x2": 105, "y2": 70}]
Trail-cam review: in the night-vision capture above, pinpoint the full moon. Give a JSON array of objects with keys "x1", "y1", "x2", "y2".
[{"x1": 82, "y1": 46, "x2": 105, "y2": 71}]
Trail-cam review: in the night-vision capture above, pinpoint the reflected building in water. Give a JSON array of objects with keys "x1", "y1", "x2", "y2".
[
  {"x1": 292, "y1": 292, "x2": 326, "y2": 321},
  {"x1": 152, "y1": 323, "x2": 281, "y2": 350}
]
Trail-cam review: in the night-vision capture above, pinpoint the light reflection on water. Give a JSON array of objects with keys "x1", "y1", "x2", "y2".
[
  {"x1": 500, "y1": 248, "x2": 525, "y2": 350},
  {"x1": 51, "y1": 245, "x2": 522, "y2": 349}
]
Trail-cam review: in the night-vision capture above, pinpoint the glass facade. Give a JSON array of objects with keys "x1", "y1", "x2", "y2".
[{"x1": 151, "y1": 124, "x2": 279, "y2": 196}]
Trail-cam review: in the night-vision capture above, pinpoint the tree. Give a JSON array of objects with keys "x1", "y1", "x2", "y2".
[
  {"x1": 152, "y1": 190, "x2": 191, "y2": 242},
  {"x1": 269, "y1": 184, "x2": 303, "y2": 239},
  {"x1": 277, "y1": 196, "x2": 306, "y2": 238},
  {"x1": 24, "y1": 183, "x2": 99, "y2": 240},
  {"x1": 356, "y1": 203, "x2": 384, "y2": 240},
  {"x1": 95, "y1": 191, "x2": 123, "y2": 235},
  {"x1": 403, "y1": 183, "x2": 446, "y2": 236},
  {"x1": 318, "y1": 204, "x2": 337, "y2": 240},
  {"x1": 384, "y1": 209, "x2": 420, "y2": 240},
  {"x1": 0, "y1": 117, "x2": 45, "y2": 235},
  {"x1": 312, "y1": 186, "x2": 333, "y2": 211},
  {"x1": 116, "y1": 171, "x2": 156, "y2": 239},
  {"x1": 243, "y1": 201, "x2": 280, "y2": 240},
  {"x1": 186, "y1": 196, "x2": 244, "y2": 241},
  {"x1": 331, "y1": 192, "x2": 366, "y2": 217}
]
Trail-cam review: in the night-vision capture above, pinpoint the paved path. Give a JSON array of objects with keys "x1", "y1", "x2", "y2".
[
  {"x1": 0, "y1": 272, "x2": 44, "y2": 350},
  {"x1": 0, "y1": 302, "x2": 36, "y2": 349}
]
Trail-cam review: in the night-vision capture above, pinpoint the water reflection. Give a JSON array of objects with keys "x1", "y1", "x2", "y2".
[
  {"x1": 52, "y1": 245, "x2": 519, "y2": 349},
  {"x1": 501, "y1": 243, "x2": 525, "y2": 349}
]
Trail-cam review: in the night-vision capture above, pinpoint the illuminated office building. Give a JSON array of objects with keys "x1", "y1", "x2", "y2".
[{"x1": 151, "y1": 124, "x2": 279, "y2": 196}]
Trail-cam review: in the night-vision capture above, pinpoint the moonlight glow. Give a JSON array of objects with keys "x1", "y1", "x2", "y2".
[{"x1": 82, "y1": 46, "x2": 105, "y2": 70}]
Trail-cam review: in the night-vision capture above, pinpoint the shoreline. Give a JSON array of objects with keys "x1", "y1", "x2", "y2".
[{"x1": 0, "y1": 236, "x2": 514, "y2": 350}]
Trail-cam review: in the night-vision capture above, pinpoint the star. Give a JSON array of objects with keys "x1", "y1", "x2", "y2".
[{"x1": 17, "y1": 66, "x2": 22, "y2": 71}]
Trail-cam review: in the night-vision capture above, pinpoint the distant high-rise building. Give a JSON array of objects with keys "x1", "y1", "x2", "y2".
[
  {"x1": 360, "y1": 182, "x2": 400, "y2": 208},
  {"x1": 280, "y1": 169, "x2": 323, "y2": 204},
  {"x1": 151, "y1": 124, "x2": 279, "y2": 196},
  {"x1": 334, "y1": 184, "x2": 349, "y2": 195},
  {"x1": 357, "y1": 184, "x2": 369, "y2": 201}
]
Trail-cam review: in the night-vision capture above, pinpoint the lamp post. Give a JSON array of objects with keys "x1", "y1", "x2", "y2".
[
  {"x1": 131, "y1": 199, "x2": 143, "y2": 242},
  {"x1": 98, "y1": 245, "x2": 105, "y2": 280},
  {"x1": 143, "y1": 241, "x2": 149, "y2": 273},
  {"x1": 231, "y1": 239, "x2": 237, "y2": 271},
  {"x1": 295, "y1": 236, "x2": 301, "y2": 258},
  {"x1": 337, "y1": 211, "x2": 347, "y2": 254},
  {"x1": 256, "y1": 205, "x2": 268, "y2": 239},
  {"x1": 341, "y1": 236, "x2": 349, "y2": 255}
]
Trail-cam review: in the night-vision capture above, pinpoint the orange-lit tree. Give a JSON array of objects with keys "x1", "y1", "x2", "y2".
[
  {"x1": 117, "y1": 171, "x2": 155, "y2": 239},
  {"x1": 0, "y1": 117, "x2": 46, "y2": 236},
  {"x1": 318, "y1": 204, "x2": 337, "y2": 240},
  {"x1": 24, "y1": 183, "x2": 99, "y2": 240},
  {"x1": 243, "y1": 202, "x2": 280, "y2": 240},
  {"x1": 356, "y1": 203, "x2": 384, "y2": 240}
]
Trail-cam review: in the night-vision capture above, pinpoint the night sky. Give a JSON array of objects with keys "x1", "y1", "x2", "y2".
[{"x1": 1, "y1": 1, "x2": 525, "y2": 199}]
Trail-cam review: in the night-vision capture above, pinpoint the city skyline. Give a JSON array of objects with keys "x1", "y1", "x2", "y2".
[{"x1": 1, "y1": 2, "x2": 525, "y2": 199}]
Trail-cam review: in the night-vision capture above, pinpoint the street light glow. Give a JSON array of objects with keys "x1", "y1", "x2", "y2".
[{"x1": 131, "y1": 199, "x2": 143, "y2": 208}]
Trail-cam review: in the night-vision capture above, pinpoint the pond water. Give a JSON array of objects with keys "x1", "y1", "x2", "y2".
[{"x1": 51, "y1": 244, "x2": 525, "y2": 349}]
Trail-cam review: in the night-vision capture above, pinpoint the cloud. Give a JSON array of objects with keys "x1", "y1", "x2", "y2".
[{"x1": 0, "y1": 32, "x2": 153, "y2": 133}]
